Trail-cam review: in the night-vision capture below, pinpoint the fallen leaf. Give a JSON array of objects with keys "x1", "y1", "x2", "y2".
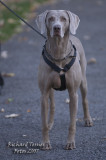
[
  {"x1": 1, "y1": 51, "x2": 8, "y2": 59},
  {"x1": 8, "y1": 98, "x2": 13, "y2": 102},
  {"x1": 30, "y1": 3, "x2": 40, "y2": 11},
  {"x1": 15, "y1": 27, "x2": 23, "y2": 33},
  {"x1": 22, "y1": 135, "x2": 27, "y2": 137},
  {"x1": 0, "y1": 20, "x2": 4, "y2": 27},
  {"x1": 65, "y1": 98, "x2": 70, "y2": 104},
  {"x1": 0, "y1": 108, "x2": 5, "y2": 112},
  {"x1": 8, "y1": 18, "x2": 16, "y2": 24},
  {"x1": 27, "y1": 109, "x2": 31, "y2": 113},
  {"x1": 5, "y1": 113, "x2": 20, "y2": 118},
  {"x1": 2, "y1": 73, "x2": 15, "y2": 77},
  {"x1": 5, "y1": 98, "x2": 14, "y2": 104},
  {"x1": 18, "y1": 37, "x2": 28, "y2": 42},
  {"x1": 87, "y1": 58, "x2": 97, "y2": 64}
]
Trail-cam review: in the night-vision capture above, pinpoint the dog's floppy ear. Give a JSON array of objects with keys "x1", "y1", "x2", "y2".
[
  {"x1": 36, "y1": 10, "x2": 49, "y2": 34},
  {"x1": 66, "y1": 11, "x2": 80, "y2": 35}
]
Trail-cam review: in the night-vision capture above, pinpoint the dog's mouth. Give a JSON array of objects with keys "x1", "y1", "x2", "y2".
[
  {"x1": 53, "y1": 30, "x2": 61, "y2": 37},
  {"x1": 53, "y1": 25, "x2": 61, "y2": 37}
]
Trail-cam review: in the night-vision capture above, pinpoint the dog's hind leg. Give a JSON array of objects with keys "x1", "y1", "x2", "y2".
[
  {"x1": 80, "y1": 76, "x2": 93, "y2": 127},
  {"x1": 48, "y1": 89, "x2": 55, "y2": 130}
]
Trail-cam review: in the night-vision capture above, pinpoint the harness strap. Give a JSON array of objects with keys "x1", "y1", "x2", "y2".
[
  {"x1": 42, "y1": 49, "x2": 61, "y2": 73},
  {"x1": 42, "y1": 45, "x2": 77, "y2": 74},
  {"x1": 42, "y1": 45, "x2": 77, "y2": 91},
  {"x1": 54, "y1": 74, "x2": 66, "y2": 91}
]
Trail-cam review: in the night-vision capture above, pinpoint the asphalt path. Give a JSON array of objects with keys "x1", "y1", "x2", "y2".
[{"x1": 0, "y1": 0, "x2": 106, "y2": 159}]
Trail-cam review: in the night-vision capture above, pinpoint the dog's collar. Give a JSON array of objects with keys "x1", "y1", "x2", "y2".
[
  {"x1": 43, "y1": 45, "x2": 75, "y2": 62},
  {"x1": 43, "y1": 40, "x2": 76, "y2": 62}
]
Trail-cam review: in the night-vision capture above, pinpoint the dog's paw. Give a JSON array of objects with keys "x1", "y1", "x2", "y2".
[
  {"x1": 84, "y1": 117, "x2": 93, "y2": 127},
  {"x1": 41, "y1": 143, "x2": 52, "y2": 150},
  {"x1": 64, "y1": 142, "x2": 76, "y2": 150},
  {"x1": 48, "y1": 122, "x2": 54, "y2": 130}
]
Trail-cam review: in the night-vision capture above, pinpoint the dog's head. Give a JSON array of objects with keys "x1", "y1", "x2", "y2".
[{"x1": 36, "y1": 10, "x2": 80, "y2": 38}]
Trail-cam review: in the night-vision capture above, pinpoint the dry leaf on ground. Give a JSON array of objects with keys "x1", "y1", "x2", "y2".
[
  {"x1": 0, "y1": 20, "x2": 4, "y2": 27},
  {"x1": 87, "y1": 58, "x2": 97, "y2": 64},
  {"x1": 8, "y1": 18, "x2": 16, "y2": 24},
  {"x1": 1, "y1": 51, "x2": 8, "y2": 59},
  {"x1": 22, "y1": 135, "x2": 27, "y2": 137},
  {"x1": 18, "y1": 37, "x2": 28, "y2": 42},
  {"x1": 65, "y1": 98, "x2": 70, "y2": 104},
  {"x1": 5, "y1": 113, "x2": 20, "y2": 118},
  {"x1": 5, "y1": 98, "x2": 14, "y2": 104},
  {"x1": 27, "y1": 109, "x2": 31, "y2": 113},
  {"x1": 15, "y1": 27, "x2": 23, "y2": 33},
  {"x1": 0, "y1": 108, "x2": 5, "y2": 112},
  {"x1": 8, "y1": 98, "x2": 14, "y2": 102},
  {"x1": 2, "y1": 73, "x2": 15, "y2": 77}
]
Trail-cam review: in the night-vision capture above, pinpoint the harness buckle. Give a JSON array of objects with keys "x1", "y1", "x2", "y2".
[
  {"x1": 61, "y1": 66, "x2": 68, "y2": 72},
  {"x1": 60, "y1": 68, "x2": 66, "y2": 72}
]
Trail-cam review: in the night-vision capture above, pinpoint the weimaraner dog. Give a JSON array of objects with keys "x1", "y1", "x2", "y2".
[{"x1": 36, "y1": 10, "x2": 93, "y2": 150}]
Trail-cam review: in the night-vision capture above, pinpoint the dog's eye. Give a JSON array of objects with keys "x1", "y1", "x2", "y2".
[
  {"x1": 60, "y1": 16, "x2": 66, "y2": 22},
  {"x1": 48, "y1": 16, "x2": 55, "y2": 22}
]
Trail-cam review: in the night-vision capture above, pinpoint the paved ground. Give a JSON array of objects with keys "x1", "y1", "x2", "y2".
[{"x1": 0, "y1": 0, "x2": 106, "y2": 159}]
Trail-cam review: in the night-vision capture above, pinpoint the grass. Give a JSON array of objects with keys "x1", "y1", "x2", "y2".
[{"x1": 0, "y1": 0, "x2": 48, "y2": 42}]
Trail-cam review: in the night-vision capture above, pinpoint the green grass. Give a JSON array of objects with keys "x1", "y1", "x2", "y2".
[
  {"x1": 36, "y1": 0, "x2": 47, "y2": 3},
  {"x1": 0, "y1": 0, "x2": 48, "y2": 42}
]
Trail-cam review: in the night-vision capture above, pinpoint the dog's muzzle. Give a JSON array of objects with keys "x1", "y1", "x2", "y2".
[
  {"x1": 50, "y1": 23, "x2": 64, "y2": 38},
  {"x1": 53, "y1": 25, "x2": 61, "y2": 36}
]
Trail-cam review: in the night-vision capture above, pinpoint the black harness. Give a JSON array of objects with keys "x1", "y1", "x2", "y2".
[{"x1": 42, "y1": 45, "x2": 77, "y2": 91}]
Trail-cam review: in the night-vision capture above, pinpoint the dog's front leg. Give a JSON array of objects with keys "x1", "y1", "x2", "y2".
[
  {"x1": 80, "y1": 76, "x2": 93, "y2": 127},
  {"x1": 65, "y1": 92, "x2": 78, "y2": 150},
  {"x1": 41, "y1": 91, "x2": 52, "y2": 150}
]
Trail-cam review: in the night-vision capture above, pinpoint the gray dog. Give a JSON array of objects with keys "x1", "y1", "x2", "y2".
[{"x1": 36, "y1": 10, "x2": 93, "y2": 150}]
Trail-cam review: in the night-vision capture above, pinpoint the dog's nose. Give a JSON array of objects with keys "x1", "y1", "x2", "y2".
[{"x1": 54, "y1": 25, "x2": 61, "y2": 32}]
